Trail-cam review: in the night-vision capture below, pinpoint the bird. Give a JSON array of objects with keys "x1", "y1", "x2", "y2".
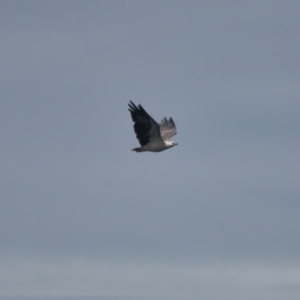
[{"x1": 128, "y1": 100, "x2": 178, "y2": 152}]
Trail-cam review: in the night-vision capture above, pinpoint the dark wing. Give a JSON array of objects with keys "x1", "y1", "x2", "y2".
[
  {"x1": 159, "y1": 117, "x2": 177, "y2": 141},
  {"x1": 128, "y1": 101, "x2": 163, "y2": 146}
]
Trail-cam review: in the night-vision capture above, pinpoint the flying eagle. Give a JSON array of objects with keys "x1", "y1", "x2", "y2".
[{"x1": 128, "y1": 100, "x2": 178, "y2": 152}]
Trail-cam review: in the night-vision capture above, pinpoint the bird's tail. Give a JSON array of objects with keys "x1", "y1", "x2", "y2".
[{"x1": 129, "y1": 147, "x2": 143, "y2": 152}]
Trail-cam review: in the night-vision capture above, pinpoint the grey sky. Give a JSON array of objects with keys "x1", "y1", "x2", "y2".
[{"x1": 1, "y1": 1, "x2": 300, "y2": 299}]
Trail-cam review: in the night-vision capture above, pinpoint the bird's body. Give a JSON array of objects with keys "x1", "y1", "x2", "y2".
[{"x1": 128, "y1": 101, "x2": 178, "y2": 152}]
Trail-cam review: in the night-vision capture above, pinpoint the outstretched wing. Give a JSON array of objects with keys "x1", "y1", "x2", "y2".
[
  {"x1": 159, "y1": 117, "x2": 177, "y2": 141},
  {"x1": 128, "y1": 101, "x2": 163, "y2": 146}
]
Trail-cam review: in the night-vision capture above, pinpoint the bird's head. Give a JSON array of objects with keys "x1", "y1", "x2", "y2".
[{"x1": 169, "y1": 141, "x2": 178, "y2": 147}]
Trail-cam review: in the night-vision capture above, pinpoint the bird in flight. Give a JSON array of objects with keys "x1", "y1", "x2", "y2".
[{"x1": 128, "y1": 100, "x2": 178, "y2": 152}]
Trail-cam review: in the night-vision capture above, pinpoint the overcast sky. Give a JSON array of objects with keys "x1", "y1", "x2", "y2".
[{"x1": 1, "y1": 1, "x2": 300, "y2": 299}]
